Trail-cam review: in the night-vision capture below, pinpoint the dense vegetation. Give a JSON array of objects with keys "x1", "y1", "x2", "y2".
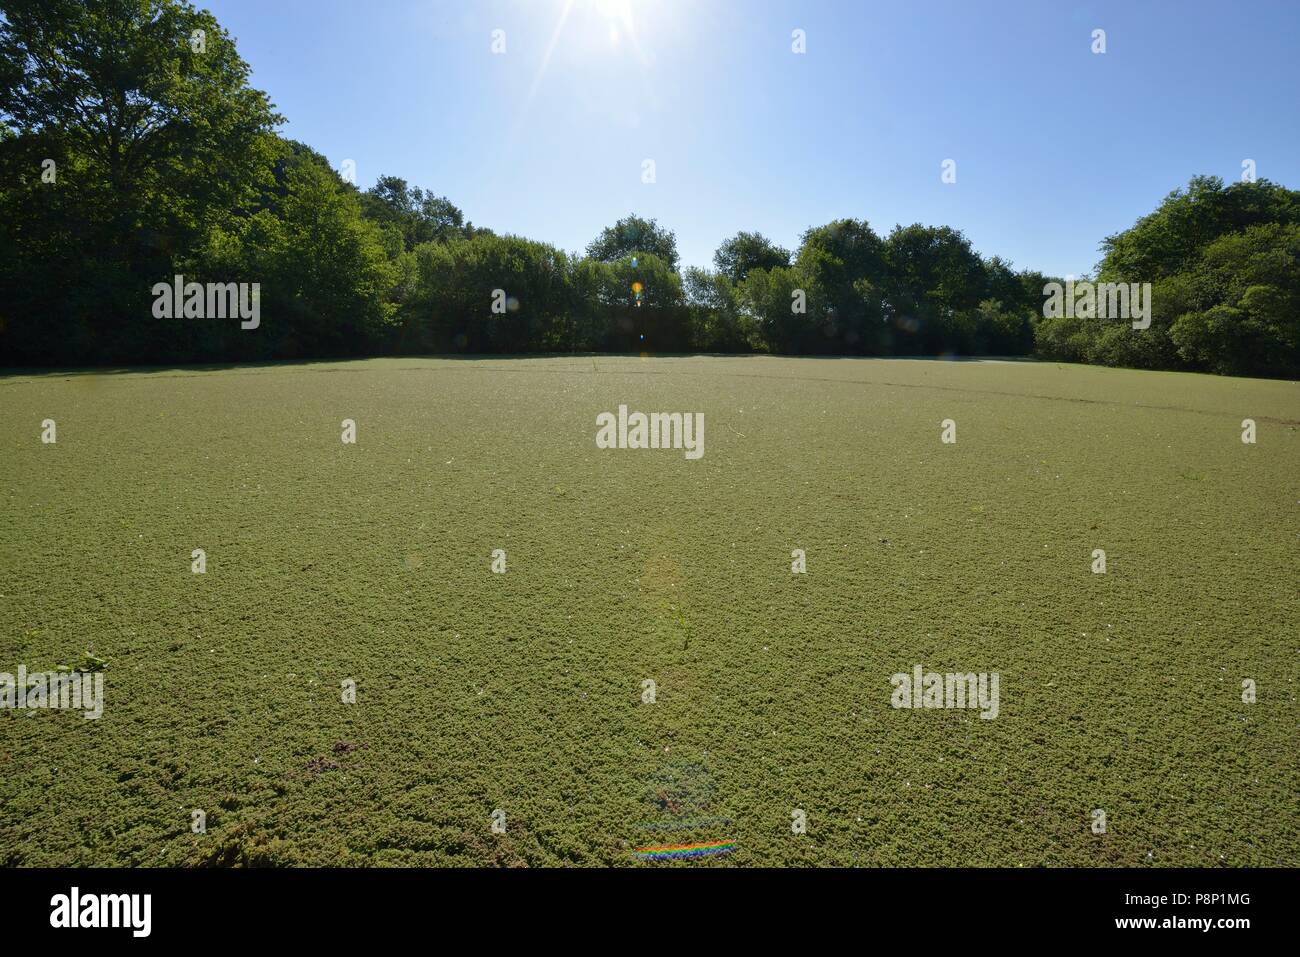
[
  {"x1": 1, "y1": 0, "x2": 1297, "y2": 377},
  {"x1": 1036, "y1": 176, "x2": 1300, "y2": 378},
  {"x1": 4, "y1": 355, "x2": 1297, "y2": 866}
]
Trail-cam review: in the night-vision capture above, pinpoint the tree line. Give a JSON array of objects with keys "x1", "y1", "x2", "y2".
[{"x1": 2, "y1": 0, "x2": 1296, "y2": 377}]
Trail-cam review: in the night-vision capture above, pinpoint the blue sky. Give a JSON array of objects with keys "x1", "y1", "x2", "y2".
[{"x1": 202, "y1": 0, "x2": 1300, "y2": 277}]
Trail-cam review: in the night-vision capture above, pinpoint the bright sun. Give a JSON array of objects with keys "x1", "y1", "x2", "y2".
[
  {"x1": 517, "y1": 0, "x2": 652, "y2": 118},
  {"x1": 589, "y1": 0, "x2": 636, "y2": 47},
  {"x1": 590, "y1": 0, "x2": 634, "y2": 24}
]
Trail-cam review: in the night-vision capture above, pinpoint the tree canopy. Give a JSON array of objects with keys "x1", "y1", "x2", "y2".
[
  {"x1": 585, "y1": 214, "x2": 680, "y2": 270},
  {"x1": 713, "y1": 231, "x2": 791, "y2": 283},
  {"x1": 1, "y1": 1, "x2": 1295, "y2": 378}
]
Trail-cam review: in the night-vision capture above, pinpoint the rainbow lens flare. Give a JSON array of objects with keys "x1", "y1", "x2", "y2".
[{"x1": 633, "y1": 840, "x2": 737, "y2": 860}]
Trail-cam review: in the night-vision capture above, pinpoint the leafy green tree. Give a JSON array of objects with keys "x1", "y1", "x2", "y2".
[
  {"x1": 360, "y1": 175, "x2": 471, "y2": 252},
  {"x1": 1167, "y1": 223, "x2": 1300, "y2": 376},
  {"x1": 0, "y1": 0, "x2": 281, "y2": 362},
  {"x1": 186, "y1": 138, "x2": 396, "y2": 360},
  {"x1": 586, "y1": 214, "x2": 679, "y2": 271},
  {"x1": 793, "y1": 219, "x2": 887, "y2": 353},
  {"x1": 975, "y1": 298, "x2": 1034, "y2": 355},
  {"x1": 404, "y1": 232, "x2": 571, "y2": 353},
  {"x1": 738, "y1": 265, "x2": 820, "y2": 354},
  {"x1": 560, "y1": 257, "x2": 612, "y2": 352},
  {"x1": 713, "y1": 231, "x2": 791, "y2": 283},
  {"x1": 882, "y1": 224, "x2": 987, "y2": 352},
  {"x1": 1053, "y1": 176, "x2": 1300, "y2": 376},
  {"x1": 684, "y1": 267, "x2": 752, "y2": 351},
  {"x1": 595, "y1": 253, "x2": 687, "y2": 351},
  {"x1": 1099, "y1": 176, "x2": 1300, "y2": 281}
]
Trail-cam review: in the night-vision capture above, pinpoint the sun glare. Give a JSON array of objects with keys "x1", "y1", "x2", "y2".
[
  {"x1": 588, "y1": 0, "x2": 641, "y2": 51},
  {"x1": 591, "y1": 0, "x2": 634, "y2": 26},
  {"x1": 509, "y1": 0, "x2": 656, "y2": 145}
]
